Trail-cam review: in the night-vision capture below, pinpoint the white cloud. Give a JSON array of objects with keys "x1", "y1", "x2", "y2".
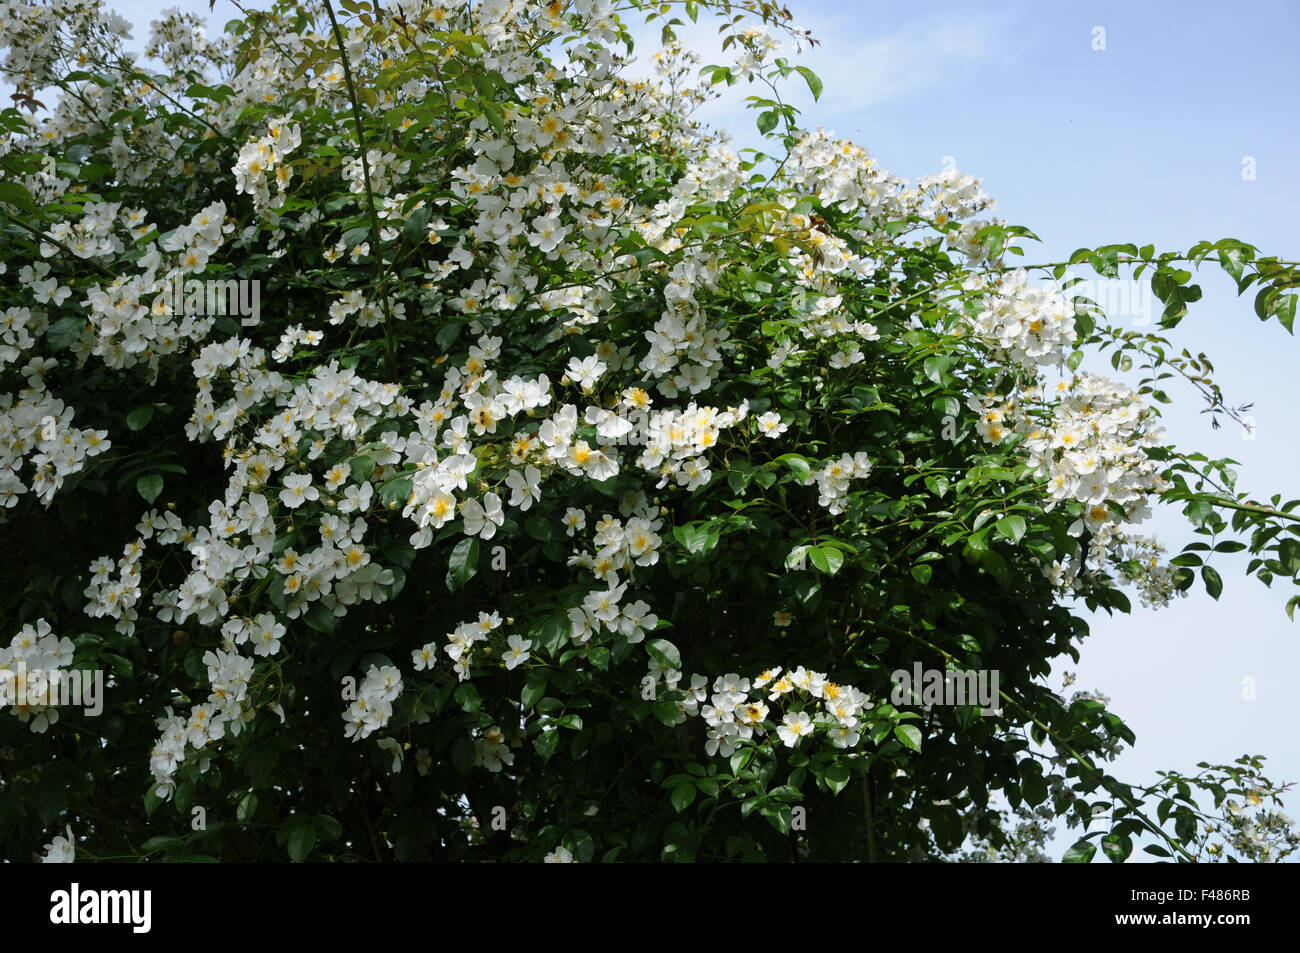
[
  {"x1": 613, "y1": 7, "x2": 1009, "y2": 149},
  {"x1": 791, "y1": 14, "x2": 1005, "y2": 113}
]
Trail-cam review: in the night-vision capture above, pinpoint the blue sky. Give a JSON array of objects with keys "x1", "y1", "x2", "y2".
[{"x1": 33, "y1": 0, "x2": 1300, "y2": 859}]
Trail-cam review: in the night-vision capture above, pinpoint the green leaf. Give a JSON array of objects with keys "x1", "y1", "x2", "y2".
[
  {"x1": 653, "y1": 700, "x2": 682, "y2": 726},
  {"x1": 1279, "y1": 538, "x2": 1300, "y2": 575},
  {"x1": 349, "y1": 455, "x2": 376, "y2": 483},
  {"x1": 670, "y1": 783, "x2": 696, "y2": 813},
  {"x1": 236, "y1": 792, "x2": 258, "y2": 822},
  {"x1": 995, "y1": 515, "x2": 1026, "y2": 544},
  {"x1": 435, "y1": 321, "x2": 462, "y2": 352},
  {"x1": 785, "y1": 544, "x2": 811, "y2": 570},
  {"x1": 446, "y1": 537, "x2": 480, "y2": 592},
  {"x1": 756, "y1": 110, "x2": 779, "y2": 135},
  {"x1": 824, "y1": 763, "x2": 850, "y2": 795},
  {"x1": 455, "y1": 682, "x2": 481, "y2": 714},
  {"x1": 1202, "y1": 565, "x2": 1223, "y2": 600},
  {"x1": 136, "y1": 474, "x2": 164, "y2": 504},
  {"x1": 673, "y1": 522, "x2": 720, "y2": 555},
  {"x1": 378, "y1": 476, "x2": 412, "y2": 508},
  {"x1": 1101, "y1": 832, "x2": 1133, "y2": 863},
  {"x1": 382, "y1": 539, "x2": 416, "y2": 569},
  {"x1": 521, "y1": 674, "x2": 547, "y2": 710},
  {"x1": 341, "y1": 226, "x2": 370, "y2": 250},
  {"x1": 794, "y1": 65, "x2": 823, "y2": 100},
  {"x1": 764, "y1": 805, "x2": 793, "y2": 835},
  {"x1": 0, "y1": 180, "x2": 34, "y2": 210},
  {"x1": 185, "y1": 82, "x2": 233, "y2": 102},
  {"x1": 910, "y1": 563, "x2": 932, "y2": 585},
  {"x1": 1218, "y1": 245, "x2": 1248, "y2": 284},
  {"x1": 1184, "y1": 499, "x2": 1214, "y2": 527},
  {"x1": 809, "y1": 545, "x2": 844, "y2": 575},
  {"x1": 979, "y1": 549, "x2": 1010, "y2": 586},
  {"x1": 1272, "y1": 293, "x2": 1296, "y2": 334},
  {"x1": 140, "y1": 835, "x2": 183, "y2": 852},
  {"x1": 286, "y1": 822, "x2": 317, "y2": 862},
  {"x1": 1175, "y1": 800, "x2": 1190, "y2": 842},
  {"x1": 304, "y1": 602, "x2": 337, "y2": 635},
  {"x1": 775, "y1": 453, "x2": 811, "y2": 482},
  {"x1": 143, "y1": 786, "x2": 165, "y2": 819},
  {"x1": 894, "y1": 724, "x2": 922, "y2": 752},
  {"x1": 401, "y1": 204, "x2": 433, "y2": 243},
  {"x1": 924, "y1": 475, "x2": 950, "y2": 498},
  {"x1": 534, "y1": 728, "x2": 560, "y2": 761},
  {"x1": 125, "y1": 405, "x2": 154, "y2": 431},
  {"x1": 922, "y1": 355, "x2": 950, "y2": 384},
  {"x1": 1020, "y1": 762, "x2": 1048, "y2": 807},
  {"x1": 646, "y1": 638, "x2": 681, "y2": 670},
  {"x1": 312, "y1": 814, "x2": 343, "y2": 840},
  {"x1": 103, "y1": 652, "x2": 134, "y2": 678},
  {"x1": 1089, "y1": 250, "x2": 1120, "y2": 279},
  {"x1": 1063, "y1": 839, "x2": 1096, "y2": 863},
  {"x1": 46, "y1": 316, "x2": 82, "y2": 350}
]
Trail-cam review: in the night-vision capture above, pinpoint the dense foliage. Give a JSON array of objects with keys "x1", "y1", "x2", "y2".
[{"x1": 1, "y1": 0, "x2": 1297, "y2": 863}]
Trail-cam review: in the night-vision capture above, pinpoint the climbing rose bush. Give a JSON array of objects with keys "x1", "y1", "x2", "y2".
[{"x1": 2, "y1": 0, "x2": 1298, "y2": 863}]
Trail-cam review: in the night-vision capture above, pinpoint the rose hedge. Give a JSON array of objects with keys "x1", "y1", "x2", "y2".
[{"x1": 1, "y1": 0, "x2": 1297, "y2": 862}]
